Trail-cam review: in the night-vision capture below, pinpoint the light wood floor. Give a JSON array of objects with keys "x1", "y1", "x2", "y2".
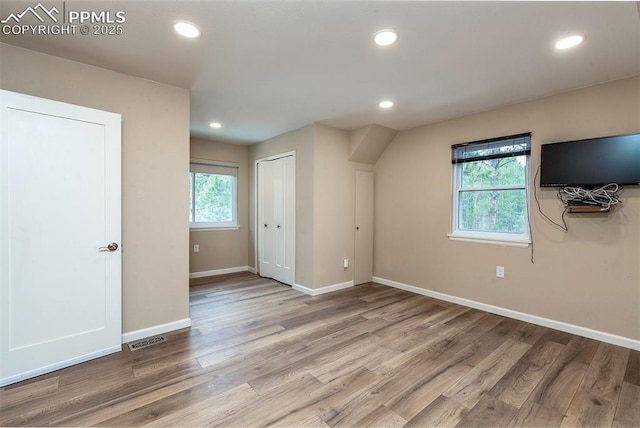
[{"x1": 1, "y1": 272, "x2": 638, "y2": 427}]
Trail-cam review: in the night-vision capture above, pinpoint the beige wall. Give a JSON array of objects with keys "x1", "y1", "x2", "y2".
[
  {"x1": 190, "y1": 138, "x2": 249, "y2": 274},
  {"x1": 249, "y1": 125, "x2": 315, "y2": 287},
  {"x1": 375, "y1": 76, "x2": 640, "y2": 340},
  {"x1": 1, "y1": 44, "x2": 190, "y2": 334}
]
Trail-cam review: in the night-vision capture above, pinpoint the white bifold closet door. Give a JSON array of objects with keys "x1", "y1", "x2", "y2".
[{"x1": 257, "y1": 154, "x2": 295, "y2": 286}]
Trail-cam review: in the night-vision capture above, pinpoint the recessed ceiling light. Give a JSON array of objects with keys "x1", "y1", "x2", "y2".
[
  {"x1": 555, "y1": 35, "x2": 583, "y2": 50},
  {"x1": 379, "y1": 100, "x2": 394, "y2": 109},
  {"x1": 174, "y1": 21, "x2": 200, "y2": 38},
  {"x1": 373, "y1": 29, "x2": 398, "y2": 46},
  {"x1": 209, "y1": 122, "x2": 222, "y2": 129}
]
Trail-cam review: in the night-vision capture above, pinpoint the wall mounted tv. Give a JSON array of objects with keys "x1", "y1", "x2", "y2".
[{"x1": 540, "y1": 133, "x2": 640, "y2": 187}]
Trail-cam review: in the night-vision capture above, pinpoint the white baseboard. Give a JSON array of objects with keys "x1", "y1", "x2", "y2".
[
  {"x1": 248, "y1": 266, "x2": 257, "y2": 274},
  {"x1": 189, "y1": 266, "x2": 249, "y2": 279},
  {"x1": 373, "y1": 276, "x2": 640, "y2": 351},
  {"x1": 0, "y1": 345, "x2": 121, "y2": 387},
  {"x1": 122, "y1": 318, "x2": 192, "y2": 344},
  {"x1": 293, "y1": 280, "x2": 354, "y2": 296}
]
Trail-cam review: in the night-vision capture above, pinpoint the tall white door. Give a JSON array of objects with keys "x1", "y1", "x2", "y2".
[
  {"x1": 258, "y1": 160, "x2": 276, "y2": 279},
  {"x1": 354, "y1": 171, "x2": 374, "y2": 285},
  {"x1": 0, "y1": 90, "x2": 122, "y2": 386},
  {"x1": 275, "y1": 156, "x2": 295, "y2": 285},
  {"x1": 257, "y1": 154, "x2": 295, "y2": 286}
]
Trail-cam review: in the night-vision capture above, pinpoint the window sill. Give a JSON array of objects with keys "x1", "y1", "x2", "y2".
[
  {"x1": 190, "y1": 225, "x2": 241, "y2": 232},
  {"x1": 447, "y1": 233, "x2": 530, "y2": 248}
]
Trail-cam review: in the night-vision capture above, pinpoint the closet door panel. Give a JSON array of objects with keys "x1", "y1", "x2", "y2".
[
  {"x1": 279, "y1": 156, "x2": 295, "y2": 285},
  {"x1": 258, "y1": 161, "x2": 276, "y2": 279},
  {"x1": 257, "y1": 154, "x2": 295, "y2": 286},
  {"x1": 274, "y1": 159, "x2": 284, "y2": 272}
]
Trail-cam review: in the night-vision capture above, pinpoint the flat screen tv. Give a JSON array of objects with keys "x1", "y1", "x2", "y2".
[{"x1": 540, "y1": 133, "x2": 640, "y2": 187}]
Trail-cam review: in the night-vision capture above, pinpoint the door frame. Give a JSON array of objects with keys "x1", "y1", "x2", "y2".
[{"x1": 253, "y1": 151, "x2": 295, "y2": 279}]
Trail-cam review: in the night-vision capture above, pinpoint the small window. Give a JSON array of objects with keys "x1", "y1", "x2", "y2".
[
  {"x1": 189, "y1": 159, "x2": 238, "y2": 228},
  {"x1": 450, "y1": 133, "x2": 531, "y2": 245}
]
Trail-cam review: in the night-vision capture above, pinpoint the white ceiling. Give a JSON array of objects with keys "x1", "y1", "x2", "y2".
[{"x1": 1, "y1": 1, "x2": 639, "y2": 144}]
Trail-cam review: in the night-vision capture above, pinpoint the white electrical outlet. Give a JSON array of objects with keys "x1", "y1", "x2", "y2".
[
  {"x1": 193, "y1": 244, "x2": 199, "y2": 253},
  {"x1": 343, "y1": 258, "x2": 349, "y2": 269},
  {"x1": 496, "y1": 266, "x2": 505, "y2": 278}
]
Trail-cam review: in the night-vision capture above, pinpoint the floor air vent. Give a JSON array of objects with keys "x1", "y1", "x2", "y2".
[{"x1": 127, "y1": 335, "x2": 166, "y2": 351}]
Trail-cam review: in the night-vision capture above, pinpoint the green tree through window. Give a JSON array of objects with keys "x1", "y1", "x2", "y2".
[
  {"x1": 189, "y1": 160, "x2": 238, "y2": 227},
  {"x1": 191, "y1": 173, "x2": 234, "y2": 222},
  {"x1": 459, "y1": 157, "x2": 527, "y2": 233}
]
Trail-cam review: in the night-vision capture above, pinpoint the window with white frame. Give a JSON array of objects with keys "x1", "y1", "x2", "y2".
[
  {"x1": 189, "y1": 159, "x2": 238, "y2": 228},
  {"x1": 450, "y1": 133, "x2": 531, "y2": 245}
]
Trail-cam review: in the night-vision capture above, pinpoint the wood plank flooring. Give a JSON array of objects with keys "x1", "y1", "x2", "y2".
[{"x1": 1, "y1": 272, "x2": 638, "y2": 427}]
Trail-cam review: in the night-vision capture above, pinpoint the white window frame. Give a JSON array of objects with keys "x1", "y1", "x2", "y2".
[
  {"x1": 189, "y1": 158, "x2": 239, "y2": 230},
  {"x1": 448, "y1": 134, "x2": 531, "y2": 247}
]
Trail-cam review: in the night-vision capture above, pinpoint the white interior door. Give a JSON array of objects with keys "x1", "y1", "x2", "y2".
[
  {"x1": 257, "y1": 154, "x2": 295, "y2": 286},
  {"x1": 0, "y1": 90, "x2": 122, "y2": 386},
  {"x1": 354, "y1": 170, "x2": 374, "y2": 285}
]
